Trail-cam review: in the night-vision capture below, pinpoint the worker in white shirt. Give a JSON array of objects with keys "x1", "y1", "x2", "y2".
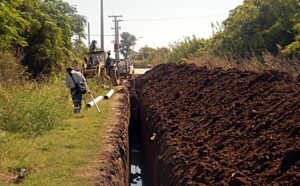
[{"x1": 66, "y1": 67, "x2": 90, "y2": 113}]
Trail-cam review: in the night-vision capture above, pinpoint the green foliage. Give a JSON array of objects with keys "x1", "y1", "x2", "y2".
[
  {"x1": 133, "y1": 46, "x2": 170, "y2": 66},
  {"x1": 136, "y1": 46, "x2": 156, "y2": 62},
  {"x1": 73, "y1": 39, "x2": 89, "y2": 63},
  {"x1": 282, "y1": 23, "x2": 300, "y2": 56},
  {"x1": 0, "y1": 84, "x2": 112, "y2": 185},
  {"x1": 0, "y1": 0, "x2": 87, "y2": 77},
  {"x1": 0, "y1": 0, "x2": 29, "y2": 49},
  {"x1": 22, "y1": 0, "x2": 87, "y2": 77},
  {"x1": 120, "y1": 32, "x2": 136, "y2": 59},
  {"x1": 0, "y1": 82, "x2": 70, "y2": 134},
  {"x1": 168, "y1": 36, "x2": 209, "y2": 64},
  {"x1": 161, "y1": 0, "x2": 299, "y2": 63},
  {"x1": 211, "y1": 0, "x2": 300, "y2": 58}
]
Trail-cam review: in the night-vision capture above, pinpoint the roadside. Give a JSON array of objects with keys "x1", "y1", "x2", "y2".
[
  {"x1": 0, "y1": 85, "x2": 119, "y2": 185},
  {"x1": 93, "y1": 86, "x2": 130, "y2": 186}
]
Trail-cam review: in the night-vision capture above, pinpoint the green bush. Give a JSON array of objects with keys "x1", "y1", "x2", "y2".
[
  {"x1": 0, "y1": 82, "x2": 71, "y2": 134},
  {"x1": 168, "y1": 36, "x2": 210, "y2": 64}
]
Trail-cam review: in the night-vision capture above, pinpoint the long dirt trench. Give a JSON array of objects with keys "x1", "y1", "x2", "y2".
[{"x1": 97, "y1": 64, "x2": 300, "y2": 186}]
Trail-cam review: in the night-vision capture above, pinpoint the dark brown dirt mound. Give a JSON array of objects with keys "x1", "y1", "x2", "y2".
[{"x1": 135, "y1": 64, "x2": 300, "y2": 185}]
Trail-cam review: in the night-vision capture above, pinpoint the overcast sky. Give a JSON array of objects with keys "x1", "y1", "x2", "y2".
[{"x1": 64, "y1": 0, "x2": 243, "y2": 52}]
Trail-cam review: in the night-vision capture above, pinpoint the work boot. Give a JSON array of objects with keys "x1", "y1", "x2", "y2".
[{"x1": 74, "y1": 107, "x2": 80, "y2": 113}]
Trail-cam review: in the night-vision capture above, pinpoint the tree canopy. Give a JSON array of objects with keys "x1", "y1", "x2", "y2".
[
  {"x1": 0, "y1": 0, "x2": 87, "y2": 77},
  {"x1": 161, "y1": 0, "x2": 300, "y2": 65},
  {"x1": 211, "y1": 0, "x2": 300, "y2": 58},
  {"x1": 120, "y1": 32, "x2": 136, "y2": 59}
]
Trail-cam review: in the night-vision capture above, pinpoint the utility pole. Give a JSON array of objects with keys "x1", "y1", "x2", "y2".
[
  {"x1": 88, "y1": 22, "x2": 91, "y2": 47},
  {"x1": 100, "y1": 0, "x2": 104, "y2": 50},
  {"x1": 109, "y1": 15, "x2": 123, "y2": 61}
]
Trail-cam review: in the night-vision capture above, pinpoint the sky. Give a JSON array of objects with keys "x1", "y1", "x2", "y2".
[{"x1": 64, "y1": 0, "x2": 244, "y2": 52}]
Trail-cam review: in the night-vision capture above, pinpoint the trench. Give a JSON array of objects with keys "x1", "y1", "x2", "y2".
[{"x1": 129, "y1": 90, "x2": 149, "y2": 186}]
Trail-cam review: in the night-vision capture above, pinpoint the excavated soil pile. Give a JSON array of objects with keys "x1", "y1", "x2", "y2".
[{"x1": 135, "y1": 64, "x2": 300, "y2": 185}]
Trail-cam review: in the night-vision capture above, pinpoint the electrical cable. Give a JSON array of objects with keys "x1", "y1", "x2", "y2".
[
  {"x1": 125, "y1": 14, "x2": 227, "y2": 22},
  {"x1": 83, "y1": 32, "x2": 114, "y2": 36}
]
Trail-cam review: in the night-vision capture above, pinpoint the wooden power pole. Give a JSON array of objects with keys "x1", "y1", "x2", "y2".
[{"x1": 109, "y1": 15, "x2": 123, "y2": 61}]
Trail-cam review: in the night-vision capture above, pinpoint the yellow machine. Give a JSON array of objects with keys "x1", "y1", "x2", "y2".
[
  {"x1": 82, "y1": 50, "x2": 120, "y2": 86},
  {"x1": 82, "y1": 50, "x2": 106, "y2": 78}
]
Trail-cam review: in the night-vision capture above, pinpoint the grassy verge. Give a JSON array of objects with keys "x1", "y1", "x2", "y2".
[{"x1": 0, "y1": 79, "x2": 114, "y2": 185}]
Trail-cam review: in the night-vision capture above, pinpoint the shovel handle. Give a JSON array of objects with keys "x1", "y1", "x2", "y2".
[{"x1": 90, "y1": 93, "x2": 101, "y2": 113}]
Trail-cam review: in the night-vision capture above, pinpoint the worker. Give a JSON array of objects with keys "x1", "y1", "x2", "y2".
[
  {"x1": 83, "y1": 57, "x2": 88, "y2": 68},
  {"x1": 66, "y1": 67, "x2": 90, "y2": 113},
  {"x1": 105, "y1": 51, "x2": 112, "y2": 73}
]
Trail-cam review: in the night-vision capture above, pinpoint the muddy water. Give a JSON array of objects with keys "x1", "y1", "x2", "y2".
[
  {"x1": 129, "y1": 115, "x2": 148, "y2": 185},
  {"x1": 129, "y1": 91, "x2": 148, "y2": 186},
  {"x1": 129, "y1": 134, "x2": 146, "y2": 186}
]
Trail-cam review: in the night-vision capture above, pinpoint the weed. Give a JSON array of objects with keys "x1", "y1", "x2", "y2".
[{"x1": 0, "y1": 82, "x2": 71, "y2": 134}]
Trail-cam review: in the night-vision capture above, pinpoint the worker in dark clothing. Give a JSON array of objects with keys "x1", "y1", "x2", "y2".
[{"x1": 105, "y1": 51, "x2": 112, "y2": 73}]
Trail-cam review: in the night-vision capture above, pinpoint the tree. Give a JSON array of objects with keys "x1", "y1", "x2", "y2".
[
  {"x1": 137, "y1": 46, "x2": 156, "y2": 61},
  {"x1": 23, "y1": 0, "x2": 86, "y2": 76},
  {"x1": 0, "y1": 0, "x2": 29, "y2": 49},
  {"x1": 120, "y1": 32, "x2": 136, "y2": 59},
  {"x1": 282, "y1": 20, "x2": 300, "y2": 57},
  {"x1": 0, "y1": 0, "x2": 87, "y2": 77},
  {"x1": 211, "y1": 0, "x2": 300, "y2": 58}
]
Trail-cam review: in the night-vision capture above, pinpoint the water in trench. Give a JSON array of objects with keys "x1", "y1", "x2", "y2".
[{"x1": 129, "y1": 98, "x2": 148, "y2": 185}]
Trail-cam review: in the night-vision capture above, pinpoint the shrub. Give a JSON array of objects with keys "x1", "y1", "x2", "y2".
[
  {"x1": 0, "y1": 51, "x2": 25, "y2": 86},
  {"x1": 0, "y1": 82, "x2": 71, "y2": 134},
  {"x1": 168, "y1": 36, "x2": 209, "y2": 64}
]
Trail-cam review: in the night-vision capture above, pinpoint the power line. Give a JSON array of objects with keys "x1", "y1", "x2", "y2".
[
  {"x1": 84, "y1": 34, "x2": 114, "y2": 37},
  {"x1": 125, "y1": 14, "x2": 227, "y2": 22}
]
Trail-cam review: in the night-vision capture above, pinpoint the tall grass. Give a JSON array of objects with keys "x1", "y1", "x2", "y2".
[
  {"x1": 187, "y1": 53, "x2": 300, "y2": 75},
  {"x1": 0, "y1": 51, "x2": 108, "y2": 135},
  {"x1": 0, "y1": 82, "x2": 71, "y2": 134}
]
